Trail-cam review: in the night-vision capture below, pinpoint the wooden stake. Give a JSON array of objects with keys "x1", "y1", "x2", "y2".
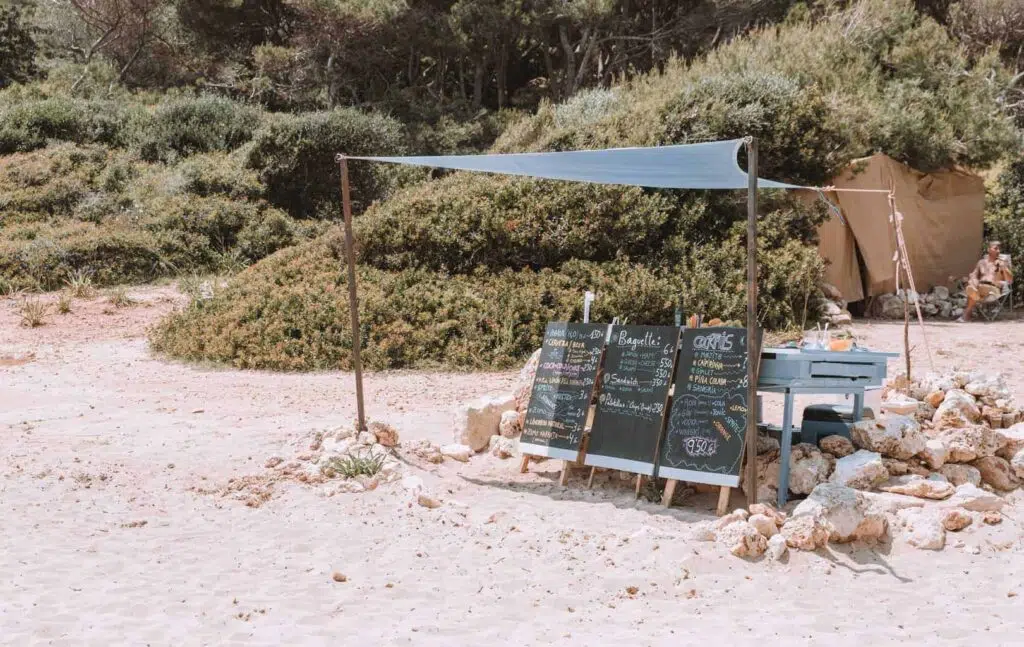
[
  {"x1": 744, "y1": 137, "x2": 759, "y2": 505},
  {"x1": 559, "y1": 461, "x2": 571, "y2": 486},
  {"x1": 519, "y1": 455, "x2": 530, "y2": 474},
  {"x1": 716, "y1": 486, "x2": 732, "y2": 516},
  {"x1": 587, "y1": 467, "x2": 597, "y2": 489},
  {"x1": 635, "y1": 474, "x2": 644, "y2": 499},
  {"x1": 338, "y1": 156, "x2": 367, "y2": 432},
  {"x1": 661, "y1": 479, "x2": 678, "y2": 507}
]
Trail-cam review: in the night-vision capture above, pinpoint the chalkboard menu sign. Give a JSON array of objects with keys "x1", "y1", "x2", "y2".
[
  {"x1": 519, "y1": 322, "x2": 607, "y2": 461},
  {"x1": 658, "y1": 327, "x2": 753, "y2": 487},
  {"x1": 584, "y1": 325, "x2": 680, "y2": 476}
]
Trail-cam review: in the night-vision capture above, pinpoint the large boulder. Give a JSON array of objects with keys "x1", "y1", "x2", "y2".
[
  {"x1": 830, "y1": 450, "x2": 889, "y2": 490},
  {"x1": 997, "y1": 423, "x2": 1024, "y2": 460},
  {"x1": 819, "y1": 434, "x2": 855, "y2": 458},
  {"x1": 932, "y1": 389, "x2": 981, "y2": 427},
  {"x1": 744, "y1": 450, "x2": 781, "y2": 503},
  {"x1": 789, "y1": 483, "x2": 888, "y2": 544},
  {"x1": 943, "y1": 483, "x2": 1005, "y2": 512},
  {"x1": 453, "y1": 394, "x2": 516, "y2": 452},
  {"x1": 969, "y1": 456, "x2": 1019, "y2": 491},
  {"x1": 498, "y1": 410, "x2": 522, "y2": 438},
  {"x1": 748, "y1": 513, "x2": 780, "y2": 538},
  {"x1": 964, "y1": 374, "x2": 1010, "y2": 400},
  {"x1": 878, "y1": 294, "x2": 905, "y2": 319},
  {"x1": 716, "y1": 521, "x2": 768, "y2": 558},
  {"x1": 789, "y1": 443, "x2": 835, "y2": 495},
  {"x1": 935, "y1": 424, "x2": 1006, "y2": 463},
  {"x1": 851, "y1": 415, "x2": 926, "y2": 460},
  {"x1": 938, "y1": 464, "x2": 982, "y2": 487},
  {"x1": 879, "y1": 474, "x2": 955, "y2": 500},
  {"x1": 880, "y1": 394, "x2": 920, "y2": 417}
]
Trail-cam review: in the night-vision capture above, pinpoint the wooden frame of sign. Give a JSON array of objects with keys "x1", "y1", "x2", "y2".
[
  {"x1": 583, "y1": 325, "x2": 681, "y2": 497},
  {"x1": 658, "y1": 326, "x2": 762, "y2": 515},
  {"x1": 518, "y1": 322, "x2": 607, "y2": 482}
]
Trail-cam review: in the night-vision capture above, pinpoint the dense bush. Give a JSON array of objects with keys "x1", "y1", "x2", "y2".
[
  {"x1": 985, "y1": 155, "x2": 1024, "y2": 302},
  {"x1": 0, "y1": 98, "x2": 139, "y2": 154},
  {"x1": 133, "y1": 96, "x2": 262, "y2": 163},
  {"x1": 245, "y1": 109, "x2": 411, "y2": 218}
]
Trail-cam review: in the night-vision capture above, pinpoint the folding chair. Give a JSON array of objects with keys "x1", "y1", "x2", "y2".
[{"x1": 976, "y1": 254, "x2": 1013, "y2": 321}]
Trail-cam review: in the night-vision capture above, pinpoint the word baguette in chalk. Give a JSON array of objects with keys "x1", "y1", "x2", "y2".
[{"x1": 615, "y1": 330, "x2": 663, "y2": 351}]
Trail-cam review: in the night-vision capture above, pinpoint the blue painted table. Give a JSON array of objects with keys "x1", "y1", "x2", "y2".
[{"x1": 757, "y1": 347, "x2": 899, "y2": 507}]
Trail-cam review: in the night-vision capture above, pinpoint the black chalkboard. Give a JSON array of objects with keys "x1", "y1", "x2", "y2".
[
  {"x1": 584, "y1": 325, "x2": 680, "y2": 476},
  {"x1": 658, "y1": 327, "x2": 753, "y2": 487},
  {"x1": 519, "y1": 322, "x2": 607, "y2": 461}
]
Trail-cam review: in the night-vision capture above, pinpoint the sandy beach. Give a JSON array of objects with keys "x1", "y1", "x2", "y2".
[{"x1": 2, "y1": 287, "x2": 1023, "y2": 646}]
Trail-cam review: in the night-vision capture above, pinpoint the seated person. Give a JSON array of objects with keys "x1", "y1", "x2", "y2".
[{"x1": 958, "y1": 240, "x2": 1012, "y2": 322}]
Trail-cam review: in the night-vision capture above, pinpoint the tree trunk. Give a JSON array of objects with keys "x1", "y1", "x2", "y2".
[
  {"x1": 472, "y1": 57, "x2": 485, "y2": 109},
  {"x1": 458, "y1": 58, "x2": 467, "y2": 101},
  {"x1": 326, "y1": 52, "x2": 336, "y2": 109},
  {"x1": 558, "y1": 24, "x2": 577, "y2": 98},
  {"x1": 497, "y1": 43, "x2": 508, "y2": 109},
  {"x1": 543, "y1": 45, "x2": 557, "y2": 101}
]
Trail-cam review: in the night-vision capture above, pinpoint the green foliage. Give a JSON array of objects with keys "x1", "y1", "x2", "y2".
[
  {"x1": 245, "y1": 109, "x2": 409, "y2": 217},
  {"x1": 18, "y1": 296, "x2": 49, "y2": 327},
  {"x1": 322, "y1": 450, "x2": 386, "y2": 479},
  {"x1": 0, "y1": 98, "x2": 139, "y2": 154},
  {"x1": 133, "y1": 96, "x2": 262, "y2": 163},
  {"x1": 0, "y1": 5, "x2": 37, "y2": 89}
]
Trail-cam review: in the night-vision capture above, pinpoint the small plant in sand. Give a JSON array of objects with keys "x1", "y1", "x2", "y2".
[
  {"x1": 321, "y1": 450, "x2": 386, "y2": 479},
  {"x1": 57, "y1": 291, "x2": 73, "y2": 314},
  {"x1": 107, "y1": 287, "x2": 136, "y2": 308},
  {"x1": 64, "y1": 270, "x2": 96, "y2": 299},
  {"x1": 178, "y1": 273, "x2": 218, "y2": 308},
  {"x1": 19, "y1": 297, "x2": 50, "y2": 327}
]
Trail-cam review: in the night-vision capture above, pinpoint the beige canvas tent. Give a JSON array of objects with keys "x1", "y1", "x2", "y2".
[{"x1": 816, "y1": 154, "x2": 984, "y2": 302}]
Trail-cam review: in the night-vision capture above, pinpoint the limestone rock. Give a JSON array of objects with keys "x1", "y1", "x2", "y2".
[
  {"x1": 900, "y1": 510, "x2": 946, "y2": 550},
  {"x1": 879, "y1": 475, "x2": 955, "y2": 500},
  {"x1": 513, "y1": 348, "x2": 542, "y2": 413},
  {"x1": 440, "y1": 443, "x2": 473, "y2": 463},
  {"x1": 369, "y1": 422, "x2": 399, "y2": 447},
  {"x1": 691, "y1": 522, "x2": 717, "y2": 542},
  {"x1": 983, "y1": 511, "x2": 1003, "y2": 525},
  {"x1": 715, "y1": 509, "x2": 749, "y2": 529},
  {"x1": 879, "y1": 294, "x2": 904, "y2": 318},
  {"x1": 498, "y1": 410, "x2": 522, "y2": 438},
  {"x1": 935, "y1": 424, "x2": 1005, "y2": 463},
  {"x1": 941, "y1": 508, "x2": 972, "y2": 532},
  {"x1": 919, "y1": 439, "x2": 948, "y2": 470},
  {"x1": 965, "y1": 375, "x2": 1010, "y2": 400},
  {"x1": 924, "y1": 391, "x2": 945, "y2": 409},
  {"x1": 882, "y1": 458, "x2": 911, "y2": 476},
  {"x1": 789, "y1": 443, "x2": 835, "y2": 495},
  {"x1": 932, "y1": 390, "x2": 981, "y2": 427},
  {"x1": 997, "y1": 423, "x2": 1024, "y2": 460},
  {"x1": 830, "y1": 450, "x2": 888, "y2": 490},
  {"x1": 417, "y1": 493, "x2": 442, "y2": 509},
  {"x1": 970, "y1": 456, "x2": 1019, "y2": 492},
  {"x1": 766, "y1": 534, "x2": 789, "y2": 561},
  {"x1": 780, "y1": 515, "x2": 830, "y2": 551},
  {"x1": 749, "y1": 503, "x2": 786, "y2": 527},
  {"x1": 790, "y1": 483, "x2": 888, "y2": 543},
  {"x1": 933, "y1": 286, "x2": 950, "y2": 300},
  {"x1": 757, "y1": 433, "x2": 780, "y2": 455},
  {"x1": 453, "y1": 394, "x2": 516, "y2": 452},
  {"x1": 851, "y1": 415, "x2": 925, "y2": 460},
  {"x1": 938, "y1": 464, "x2": 982, "y2": 487},
  {"x1": 819, "y1": 435, "x2": 855, "y2": 458},
  {"x1": 1012, "y1": 449, "x2": 1024, "y2": 480},
  {"x1": 744, "y1": 450, "x2": 780, "y2": 502},
  {"x1": 880, "y1": 395, "x2": 919, "y2": 417},
  {"x1": 861, "y1": 491, "x2": 926, "y2": 516},
  {"x1": 406, "y1": 439, "x2": 444, "y2": 464},
  {"x1": 716, "y1": 521, "x2": 768, "y2": 558},
  {"x1": 489, "y1": 435, "x2": 517, "y2": 459},
  {"x1": 356, "y1": 431, "x2": 376, "y2": 446},
  {"x1": 748, "y1": 513, "x2": 779, "y2": 538},
  {"x1": 944, "y1": 483, "x2": 1005, "y2": 512}
]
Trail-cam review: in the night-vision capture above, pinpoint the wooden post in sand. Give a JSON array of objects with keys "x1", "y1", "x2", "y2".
[
  {"x1": 337, "y1": 155, "x2": 367, "y2": 432},
  {"x1": 744, "y1": 137, "x2": 759, "y2": 506}
]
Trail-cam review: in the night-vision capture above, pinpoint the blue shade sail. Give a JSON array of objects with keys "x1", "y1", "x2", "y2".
[{"x1": 347, "y1": 139, "x2": 801, "y2": 190}]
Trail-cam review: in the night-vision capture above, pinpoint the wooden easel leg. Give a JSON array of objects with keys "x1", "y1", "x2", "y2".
[
  {"x1": 587, "y1": 467, "x2": 597, "y2": 489},
  {"x1": 519, "y1": 455, "x2": 530, "y2": 474},
  {"x1": 661, "y1": 479, "x2": 678, "y2": 508},
  {"x1": 559, "y1": 461, "x2": 570, "y2": 486},
  {"x1": 716, "y1": 487, "x2": 732, "y2": 516},
  {"x1": 635, "y1": 475, "x2": 644, "y2": 499}
]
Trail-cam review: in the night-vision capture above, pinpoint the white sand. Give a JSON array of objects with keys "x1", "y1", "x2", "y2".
[{"x1": 2, "y1": 288, "x2": 1023, "y2": 645}]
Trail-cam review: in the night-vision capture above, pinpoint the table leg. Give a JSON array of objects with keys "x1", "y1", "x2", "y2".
[
  {"x1": 853, "y1": 391, "x2": 865, "y2": 421},
  {"x1": 777, "y1": 392, "x2": 795, "y2": 508}
]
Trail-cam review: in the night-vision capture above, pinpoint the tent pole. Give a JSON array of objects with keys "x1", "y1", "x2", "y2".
[
  {"x1": 745, "y1": 138, "x2": 759, "y2": 506},
  {"x1": 338, "y1": 155, "x2": 368, "y2": 432}
]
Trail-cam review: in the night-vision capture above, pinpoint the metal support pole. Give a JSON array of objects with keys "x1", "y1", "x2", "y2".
[
  {"x1": 745, "y1": 138, "x2": 759, "y2": 506},
  {"x1": 338, "y1": 155, "x2": 367, "y2": 432}
]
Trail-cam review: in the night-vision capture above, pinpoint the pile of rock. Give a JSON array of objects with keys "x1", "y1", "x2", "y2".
[
  {"x1": 733, "y1": 369, "x2": 1024, "y2": 554},
  {"x1": 817, "y1": 283, "x2": 853, "y2": 327},
  {"x1": 875, "y1": 286, "x2": 967, "y2": 320}
]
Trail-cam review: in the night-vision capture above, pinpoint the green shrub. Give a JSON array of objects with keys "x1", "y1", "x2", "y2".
[
  {"x1": 356, "y1": 173, "x2": 676, "y2": 272},
  {"x1": 245, "y1": 108, "x2": 409, "y2": 218},
  {"x1": 0, "y1": 144, "x2": 111, "y2": 217},
  {"x1": 133, "y1": 96, "x2": 261, "y2": 163},
  {"x1": 0, "y1": 98, "x2": 138, "y2": 153},
  {"x1": 237, "y1": 207, "x2": 297, "y2": 261},
  {"x1": 170, "y1": 152, "x2": 264, "y2": 200},
  {"x1": 986, "y1": 155, "x2": 1024, "y2": 302}
]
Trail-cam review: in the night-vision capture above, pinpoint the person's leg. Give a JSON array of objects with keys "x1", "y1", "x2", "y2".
[{"x1": 961, "y1": 284, "x2": 979, "y2": 321}]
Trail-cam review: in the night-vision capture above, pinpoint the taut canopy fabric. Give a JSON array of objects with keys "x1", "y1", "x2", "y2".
[
  {"x1": 348, "y1": 139, "x2": 800, "y2": 190},
  {"x1": 815, "y1": 154, "x2": 984, "y2": 300}
]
